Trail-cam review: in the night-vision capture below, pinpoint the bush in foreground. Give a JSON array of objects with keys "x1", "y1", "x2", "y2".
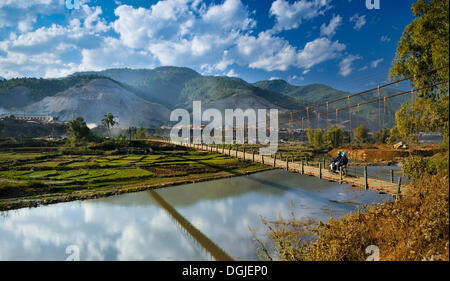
[{"x1": 258, "y1": 173, "x2": 449, "y2": 261}]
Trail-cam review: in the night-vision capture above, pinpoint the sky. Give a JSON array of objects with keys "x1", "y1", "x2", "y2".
[{"x1": 0, "y1": 0, "x2": 416, "y2": 92}]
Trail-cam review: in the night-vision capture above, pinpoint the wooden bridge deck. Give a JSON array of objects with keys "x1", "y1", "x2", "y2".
[{"x1": 168, "y1": 141, "x2": 404, "y2": 196}]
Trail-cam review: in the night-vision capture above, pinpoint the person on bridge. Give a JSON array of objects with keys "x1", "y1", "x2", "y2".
[
  {"x1": 337, "y1": 152, "x2": 348, "y2": 170},
  {"x1": 330, "y1": 151, "x2": 342, "y2": 172}
]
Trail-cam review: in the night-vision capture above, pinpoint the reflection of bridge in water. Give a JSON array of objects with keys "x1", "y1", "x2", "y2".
[{"x1": 148, "y1": 190, "x2": 233, "y2": 261}]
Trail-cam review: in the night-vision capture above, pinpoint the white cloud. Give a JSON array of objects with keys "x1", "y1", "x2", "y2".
[
  {"x1": 320, "y1": 14, "x2": 342, "y2": 38},
  {"x1": 0, "y1": 0, "x2": 63, "y2": 31},
  {"x1": 339, "y1": 54, "x2": 361, "y2": 77},
  {"x1": 79, "y1": 37, "x2": 158, "y2": 72},
  {"x1": 0, "y1": 0, "x2": 58, "y2": 9},
  {"x1": 370, "y1": 58, "x2": 383, "y2": 68},
  {"x1": 358, "y1": 65, "x2": 368, "y2": 71},
  {"x1": 226, "y1": 69, "x2": 237, "y2": 77},
  {"x1": 236, "y1": 31, "x2": 297, "y2": 71},
  {"x1": 380, "y1": 35, "x2": 391, "y2": 42},
  {"x1": 202, "y1": 0, "x2": 255, "y2": 31},
  {"x1": 17, "y1": 16, "x2": 37, "y2": 33},
  {"x1": 235, "y1": 33, "x2": 345, "y2": 72},
  {"x1": 296, "y1": 37, "x2": 346, "y2": 69},
  {"x1": 270, "y1": 0, "x2": 331, "y2": 31},
  {"x1": 111, "y1": 0, "x2": 252, "y2": 72},
  {"x1": 290, "y1": 75, "x2": 304, "y2": 81},
  {"x1": 0, "y1": 0, "x2": 348, "y2": 79},
  {"x1": 0, "y1": 4, "x2": 110, "y2": 78},
  {"x1": 349, "y1": 13, "x2": 366, "y2": 30}
]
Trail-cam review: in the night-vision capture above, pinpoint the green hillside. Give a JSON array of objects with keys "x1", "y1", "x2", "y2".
[
  {"x1": 80, "y1": 67, "x2": 306, "y2": 110},
  {"x1": 253, "y1": 79, "x2": 298, "y2": 94},
  {"x1": 179, "y1": 76, "x2": 307, "y2": 110}
]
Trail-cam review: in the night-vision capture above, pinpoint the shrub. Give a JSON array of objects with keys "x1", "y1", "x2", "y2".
[
  {"x1": 402, "y1": 154, "x2": 449, "y2": 180},
  {"x1": 258, "y1": 173, "x2": 449, "y2": 261},
  {"x1": 89, "y1": 140, "x2": 117, "y2": 150},
  {"x1": 353, "y1": 125, "x2": 369, "y2": 144},
  {"x1": 323, "y1": 126, "x2": 349, "y2": 148},
  {"x1": 306, "y1": 127, "x2": 323, "y2": 148}
]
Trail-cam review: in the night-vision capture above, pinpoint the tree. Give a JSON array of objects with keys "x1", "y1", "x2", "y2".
[
  {"x1": 387, "y1": 126, "x2": 401, "y2": 145},
  {"x1": 102, "y1": 113, "x2": 116, "y2": 138},
  {"x1": 371, "y1": 128, "x2": 390, "y2": 144},
  {"x1": 67, "y1": 117, "x2": 91, "y2": 143},
  {"x1": 389, "y1": 0, "x2": 449, "y2": 147},
  {"x1": 114, "y1": 133, "x2": 127, "y2": 147},
  {"x1": 306, "y1": 127, "x2": 323, "y2": 147},
  {"x1": 323, "y1": 126, "x2": 349, "y2": 148},
  {"x1": 353, "y1": 125, "x2": 369, "y2": 144},
  {"x1": 136, "y1": 127, "x2": 147, "y2": 139},
  {"x1": 0, "y1": 122, "x2": 4, "y2": 134}
]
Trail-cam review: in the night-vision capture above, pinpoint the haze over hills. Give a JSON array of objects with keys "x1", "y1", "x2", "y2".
[{"x1": 0, "y1": 66, "x2": 406, "y2": 130}]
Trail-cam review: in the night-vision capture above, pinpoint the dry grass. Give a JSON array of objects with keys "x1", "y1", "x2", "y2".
[{"x1": 258, "y1": 173, "x2": 449, "y2": 261}]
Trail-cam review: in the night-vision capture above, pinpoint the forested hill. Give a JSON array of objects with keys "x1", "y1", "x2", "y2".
[
  {"x1": 0, "y1": 74, "x2": 107, "y2": 102},
  {"x1": 74, "y1": 66, "x2": 307, "y2": 110}
]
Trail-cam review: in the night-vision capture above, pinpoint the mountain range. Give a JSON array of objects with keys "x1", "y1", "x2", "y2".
[{"x1": 0, "y1": 66, "x2": 406, "y2": 131}]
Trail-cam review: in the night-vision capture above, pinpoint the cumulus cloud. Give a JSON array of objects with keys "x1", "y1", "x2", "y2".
[
  {"x1": 235, "y1": 31, "x2": 297, "y2": 71},
  {"x1": 110, "y1": 0, "x2": 254, "y2": 71},
  {"x1": 234, "y1": 33, "x2": 345, "y2": 72},
  {"x1": 0, "y1": 3, "x2": 111, "y2": 78},
  {"x1": 0, "y1": 0, "x2": 63, "y2": 31},
  {"x1": 296, "y1": 37, "x2": 346, "y2": 69},
  {"x1": 339, "y1": 54, "x2": 361, "y2": 77},
  {"x1": 320, "y1": 14, "x2": 342, "y2": 38},
  {"x1": 0, "y1": 0, "x2": 348, "y2": 78},
  {"x1": 270, "y1": 0, "x2": 331, "y2": 31},
  {"x1": 79, "y1": 37, "x2": 158, "y2": 71},
  {"x1": 349, "y1": 13, "x2": 366, "y2": 30}
]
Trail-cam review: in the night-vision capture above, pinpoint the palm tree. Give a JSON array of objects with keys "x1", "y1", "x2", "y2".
[{"x1": 102, "y1": 113, "x2": 116, "y2": 138}]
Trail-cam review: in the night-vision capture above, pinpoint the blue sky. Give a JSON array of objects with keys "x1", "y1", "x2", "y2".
[{"x1": 0, "y1": 0, "x2": 415, "y2": 92}]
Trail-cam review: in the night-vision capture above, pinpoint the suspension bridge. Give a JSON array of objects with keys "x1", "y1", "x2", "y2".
[{"x1": 165, "y1": 66, "x2": 449, "y2": 196}]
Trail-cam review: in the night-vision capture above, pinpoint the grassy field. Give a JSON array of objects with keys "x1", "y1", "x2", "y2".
[{"x1": 0, "y1": 141, "x2": 270, "y2": 210}]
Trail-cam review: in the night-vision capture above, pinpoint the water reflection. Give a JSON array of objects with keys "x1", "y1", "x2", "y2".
[
  {"x1": 347, "y1": 165, "x2": 404, "y2": 182},
  {"x1": 0, "y1": 170, "x2": 392, "y2": 260}
]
